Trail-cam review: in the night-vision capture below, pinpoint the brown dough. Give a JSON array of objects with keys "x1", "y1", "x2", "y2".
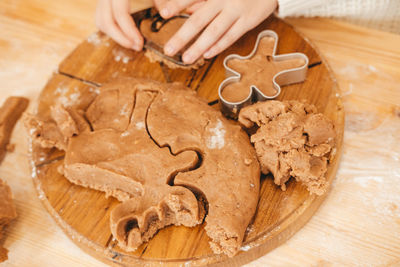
[
  {"x1": 0, "y1": 96, "x2": 27, "y2": 262},
  {"x1": 26, "y1": 78, "x2": 260, "y2": 257},
  {"x1": 140, "y1": 15, "x2": 205, "y2": 69},
  {"x1": 0, "y1": 97, "x2": 29, "y2": 164},
  {"x1": 239, "y1": 100, "x2": 335, "y2": 195},
  {"x1": 221, "y1": 37, "x2": 305, "y2": 103},
  {"x1": 0, "y1": 179, "x2": 17, "y2": 262}
]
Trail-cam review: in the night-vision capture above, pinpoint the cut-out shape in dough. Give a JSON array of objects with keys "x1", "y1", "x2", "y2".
[
  {"x1": 26, "y1": 78, "x2": 260, "y2": 257},
  {"x1": 218, "y1": 30, "x2": 308, "y2": 117}
]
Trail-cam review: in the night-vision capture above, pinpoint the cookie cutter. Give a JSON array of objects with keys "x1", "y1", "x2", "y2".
[
  {"x1": 218, "y1": 30, "x2": 309, "y2": 118},
  {"x1": 133, "y1": 8, "x2": 193, "y2": 67}
]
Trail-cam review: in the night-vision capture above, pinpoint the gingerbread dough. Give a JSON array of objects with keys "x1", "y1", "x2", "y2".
[
  {"x1": 26, "y1": 78, "x2": 260, "y2": 257},
  {"x1": 0, "y1": 180, "x2": 17, "y2": 262},
  {"x1": 140, "y1": 14, "x2": 205, "y2": 69},
  {"x1": 0, "y1": 97, "x2": 29, "y2": 163},
  {"x1": 239, "y1": 100, "x2": 335, "y2": 195},
  {"x1": 221, "y1": 37, "x2": 305, "y2": 103},
  {"x1": 0, "y1": 96, "x2": 27, "y2": 262}
]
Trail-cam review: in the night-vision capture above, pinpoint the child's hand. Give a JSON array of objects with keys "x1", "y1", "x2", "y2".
[
  {"x1": 156, "y1": 0, "x2": 278, "y2": 64},
  {"x1": 95, "y1": 0, "x2": 144, "y2": 51}
]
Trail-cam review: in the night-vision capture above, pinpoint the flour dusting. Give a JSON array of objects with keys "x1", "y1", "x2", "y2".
[
  {"x1": 240, "y1": 245, "x2": 251, "y2": 251},
  {"x1": 114, "y1": 55, "x2": 121, "y2": 62},
  {"x1": 207, "y1": 120, "x2": 226, "y2": 149},
  {"x1": 135, "y1": 122, "x2": 145, "y2": 130},
  {"x1": 55, "y1": 86, "x2": 81, "y2": 107},
  {"x1": 121, "y1": 131, "x2": 130, "y2": 137},
  {"x1": 120, "y1": 103, "x2": 130, "y2": 116},
  {"x1": 55, "y1": 86, "x2": 68, "y2": 95},
  {"x1": 353, "y1": 176, "x2": 383, "y2": 188},
  {"x1": 112, "y1": 48, "x2": 132, "y2": 63},
  {"x1": 122, "y1": 57, "x2": 130, "y2": 64},
  {"x1": 368, "y1": 64, "x2": 378, "y2": 73},
  {"x1": 87, "y1": 32, "x2": 102, "y2": 46},
  {"x1": 89, "y1": 87, "x2": 100, "y2": 94}
]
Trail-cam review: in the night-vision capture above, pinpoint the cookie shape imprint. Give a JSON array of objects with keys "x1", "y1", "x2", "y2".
[
  {"x1": 218, "y1": 30, "x2": 309, "y2": 117},
  {"x1": 25, "y1": 78, "x2": 260, "y2": 257},
  {"x1": 138, "y1": 9, "x2": 205, "y2": 69},
  {"x1": 238, "y1": 100, "x2": 336, "y2": 195},
  {"x1": 0, "y1": 179, "x2": 17, "y2": 262}
]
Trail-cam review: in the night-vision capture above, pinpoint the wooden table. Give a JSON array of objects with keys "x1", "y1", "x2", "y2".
[{"x1": 1, "y1": 0, "x2": 399, "y2": 266}]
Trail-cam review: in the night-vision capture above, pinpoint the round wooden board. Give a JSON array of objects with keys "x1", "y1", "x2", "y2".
[{"x1": 30, "y1": 15, "x2": 344, "y2": 266}]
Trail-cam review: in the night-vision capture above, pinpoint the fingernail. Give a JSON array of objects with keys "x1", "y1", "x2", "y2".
[
  {"x1": 203, "y1": 50, "x2": 213, "y2": 58},
  {"x1": 160, "y1": 8, "x2": 169, "y2": 18},
  {"x1": 182, "y1": 52, "x2": 194, "y2": 64},
  {"x1": 132, "y1": 43, "x2": 141, "y2": 51},
  {"x1": 164, "y1": 44, "x2": 175, "y2": 56}
]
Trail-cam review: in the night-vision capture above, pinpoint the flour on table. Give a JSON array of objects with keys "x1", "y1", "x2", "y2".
[{"x1": 353, "y1": 176, "x2": 383, "y2": 188}]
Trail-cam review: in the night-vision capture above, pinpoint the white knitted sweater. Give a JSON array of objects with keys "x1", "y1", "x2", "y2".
[{"x1": 277, "y1": 0, "x2": 400, "y2": 34}]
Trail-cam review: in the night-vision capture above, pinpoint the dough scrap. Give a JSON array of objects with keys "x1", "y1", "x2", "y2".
[
  {"x1": 239, "y1": 100, "x2": 335, "y2": 195},
  {"x1": 0, "y1": 179, "x2": 17, "y2": 262},
  {"x1": 26, "y1": 78, "x2": 260, "y2": 257},
  {"x1": 221, "y1": 37, "x2": 305, "y2": 103},
  {"x1": 140, "y1": 14, "x2": 205, "y2": 69},
  {"x1": 0, "y1": 96, "x2": 29, "y2": 163},
  {"x1": 0, "y1": 96, "x2": 26, "y2": 262}
]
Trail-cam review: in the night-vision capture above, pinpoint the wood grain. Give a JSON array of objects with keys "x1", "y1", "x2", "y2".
[{"x1": 29, "y1": 15, "x2": 344, "y2": 266}]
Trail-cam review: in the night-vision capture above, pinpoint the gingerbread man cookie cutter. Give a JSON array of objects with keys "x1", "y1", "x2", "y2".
[{"x1": 218, "y1": 30, "x2": 309, "y2": 117}]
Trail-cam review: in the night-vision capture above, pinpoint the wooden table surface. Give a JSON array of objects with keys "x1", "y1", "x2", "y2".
[{"x1": 0, "y1": 0, "x2": 399, "y2": 266}]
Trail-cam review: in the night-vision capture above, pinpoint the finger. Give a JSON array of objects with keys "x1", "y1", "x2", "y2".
[
  {"x1": 203, "y1": 19, "x2": 249, "y2": 59},
  {"x1": 164, "y1": 2, "x2": 221, "y2": 56},
  {"x1": 97, "y1": 0, "x2": 134, "y2": 49},
  {"x1": 159, "y1": 0, "x2": 199, "y2": 18},
  {"x1": 95, "y1": 0, "x2": 109, "y2": 29},
  {"x1": 111, "y1": 0, "x2": 143, "y2": 50},
  {"x1": 185, "y1": 1, "x2": 206, "y2": 14},
  {"x1": 153, "y1": 0, "x2": 168, "y2": 11},
  {"x1": 182, "y1": 10, "x2": 238, "y2": 64}
]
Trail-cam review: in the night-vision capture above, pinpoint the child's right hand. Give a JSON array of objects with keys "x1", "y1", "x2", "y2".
[{"x1": 157, "y1": 0, "x2": 278, "y2": 64}]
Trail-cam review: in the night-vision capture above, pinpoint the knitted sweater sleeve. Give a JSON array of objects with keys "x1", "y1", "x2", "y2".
[{"x1": 276, "y1": 0, "x2": 400, "y2": 34}]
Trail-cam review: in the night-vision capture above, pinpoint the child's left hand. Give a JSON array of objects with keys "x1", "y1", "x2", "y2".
[{"x1": 155, "y1": 0, "x2": 278, "y2": 64}]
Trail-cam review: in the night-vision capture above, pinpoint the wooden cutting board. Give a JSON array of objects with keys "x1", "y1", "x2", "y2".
[{"x1": 30, "y1": 15, "x2": 344, "y2": 266}]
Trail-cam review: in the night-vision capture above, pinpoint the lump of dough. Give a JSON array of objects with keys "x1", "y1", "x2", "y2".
[
  {"x1": 239, "y1": 100, "x2": 336, "y2": 195},
  {"x1": 26, "y1": 78, "x2": 260, "y2": 257}
]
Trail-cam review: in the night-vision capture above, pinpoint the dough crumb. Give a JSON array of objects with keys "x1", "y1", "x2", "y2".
[
  {"x1": 244, "y1": 158, "x2": 252, "y2": 165},
  {"x1": 239, "y1": 100, "x2": 336, "y2": 195}
]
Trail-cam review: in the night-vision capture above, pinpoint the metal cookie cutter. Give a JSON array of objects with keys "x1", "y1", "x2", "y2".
[
  {"x1": 218, "y1": 30, "x2": 309, "y2": 118},
  {"x1": 133, "y1": 8, "x2": 193, "y2": 67}
]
